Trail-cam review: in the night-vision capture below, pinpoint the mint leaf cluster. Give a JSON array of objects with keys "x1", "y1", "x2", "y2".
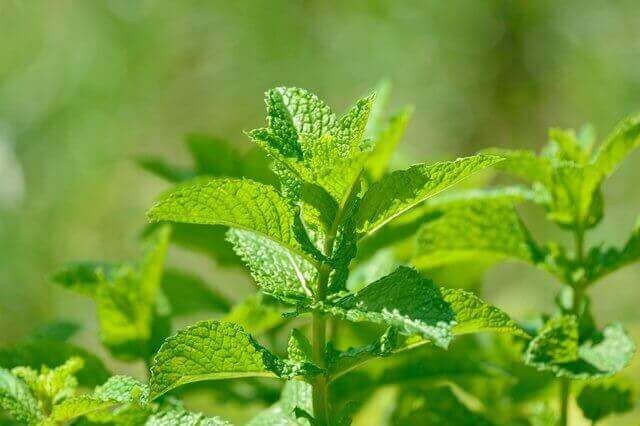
[{"x1": 1, "y1": 85, "x2": 637, "y2": 425}]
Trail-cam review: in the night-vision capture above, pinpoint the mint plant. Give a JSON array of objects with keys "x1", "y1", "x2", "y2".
[
  {"x1": 140, "y1": 86, "x2": 527, "y2": 425},
  {"x1": 409, "y1": 118, "x2": 640, "y2": 424},
  {"x1": 3, "y1": 85, "x2": 636, "y2": 425}
]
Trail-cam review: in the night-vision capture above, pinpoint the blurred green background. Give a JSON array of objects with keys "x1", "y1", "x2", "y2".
[{"x1": 1, "y1": 1, "x2": 639, "y2": 424}]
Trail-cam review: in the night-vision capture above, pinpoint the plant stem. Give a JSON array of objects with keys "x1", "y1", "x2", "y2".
[
  {"x1": 560, "y1": 227, "x2": 586, "y2": 426},
  {"x1": 311, "y1": 234, "x2": 335, "y2": 425},
  {"x1": 312, "y1": 310, "x2": 329, "y2": 425}
]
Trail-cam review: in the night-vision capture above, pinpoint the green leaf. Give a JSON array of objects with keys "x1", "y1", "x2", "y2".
[
  {"x1": 585, "y1": 216, "x2": 640, "y2": 282},
  {"x1": 265, "y1": 87, "x2": 336, "y2": 157},
  {"x1": 287, "y1": 330, "x2": 313, "y2": 365},
  {"x1": 52, "y1": 226, "x2": 171, "y2": 360},
  {"x1": 147, "y1": 178, "x2": 307, "y2": 260},
  {"x1": 143, "y1": 223, "x2": 243, "y2": 267},
  {"x1": 591, "y1": 113, "x2": 640, "y2": 178},
  {"x1": 222, "y1": 295, "x2": 287, "y2": 336},
  {"x1": 95, "y1": 226, "x2": 171, "y2": 359},
  {"x1": 0, "y1": 369, "x2": 43, "y2": 425},
  {"x1": 161, "y1": 269, "x2": 230, "y2": 316},
  {"x1": 50, "y1": 376, "x2": 147, "y2": 422},
  {"x1": 0, "y1": 341, "x2": 110, "y2": 388},
  {"x1": 413, "y1": 189, "x2": 540, "y2": 269},
  {"x1": 247, "y1": 380, "x2": 312, "y2": 426},
  {"x1": 547, "y1": 163, "x2": 602, "y2": 228},
  {"x1": 364, "y1": 80, "x2": 392, "y2": 139},
  {"x1": 545, "y1": 127, "x2": 592, "y2": 164},
  {"x1": 226, "y1": 228, "x2": 317, "y2": 302},
  {"x1": 391, "y1": 386, "x2": 494, "y2": 426},
  {"x1": 364, "y1": 107, "x2": 413, "y2": 182},
  {"x1": 481, "y1": 148, "x2": 553, "y2": 186},
  {"x1": 250, "y1": 88, "x2": 375, "y2": 205},
  {"x1": 187, "y1": 134, "x2": 247, "y2": 178},
  {"x1": 24, "y1": 321, "x2": 80, "y2": 343},
  {"x1": 576, "y1": 380, "x2": 634, "y2": 423},
  {"x1": 137, "y1": 156, "x2": 194, "y2": 183},
  {"x1": 322, "y1": 266, "x2": 456, "y2": 348},
  {"x1": 356, "y1": 155, "x2": 503, "y2": 235},
  {"x1": 441, "y1": 288, "x2": 529, "y2": 338},
  {"x1": 51, "y1": 261, "x2": 120, "y2": 297},
  {"x1": 149, "y1": 321, "x2": 283, "y2": 399},
  {"x1": 146, "y1": 408, "x2": 232, "y2": 426},
  {"x1": 323, "y1": 267, "x2": 525, "y2": 349},
  {"x1": 524, "y1": 316, "x2": 636, "y2": 379},
  {"x1": 11, "y1": 357, "x2": 84, "y2": 414}
]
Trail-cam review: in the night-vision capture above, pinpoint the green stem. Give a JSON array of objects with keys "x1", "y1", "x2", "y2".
[
  {"x1": 312, "y1": 310, "x2": 329, "y2": 425},
  {"x1": 311, "y1": 237, "x2": 335, "y2": 425},
  {"x1": 560, "y1": 227, "x2": 586, "y2": 426}
]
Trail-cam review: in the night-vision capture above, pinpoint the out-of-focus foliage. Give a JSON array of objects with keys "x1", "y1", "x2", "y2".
[{"x1": 1, "y1": 1, "x2": 640, "y2": 424}]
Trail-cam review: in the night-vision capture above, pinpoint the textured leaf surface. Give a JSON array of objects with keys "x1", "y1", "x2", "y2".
[
  {"x1": 413, "y1": 190, "x2": 540, "y2": 269},
  {"x1": 227, "y1": 228, "x2": 317, "y2": 301},
  {"x1": 250, "y1": 87, "x2": 375, "y2": 204},
  {"x1": 0, "y1": 369, "x2": 43, "y2": 425},
  {"x1": 441, "y1": 288, "x2": 529, "y2": 338},
  {"x1": 147, "y1": 178, "x2": 305, "y2": 258},
  {"x1": 149, "y1": 321, "x2": 282, "y2": 398},
  {"x1": 482, "y1": 148, "x2": 552, "y2": 185},
  {"x1": 524, "y1": 317, "x2": 636, "y2": 378},
  {"x1": 146, "y1": 408, "x2": 232, "y2": 426},
  {"x1": 323, "y1": 267, "x2": 455, "y2": 348},
  {"x1": 50, "y1": 375, "x2": 147, "y2": 422},
  {"x1": 324, "y1": 267, "x2": 525, "y2": 348},
  {"x1": 577, "y1": 380, "x2": 634, "y2": 423},
  {"x1": 356, "y1": 155, "x2": 503, "y2": 235}
]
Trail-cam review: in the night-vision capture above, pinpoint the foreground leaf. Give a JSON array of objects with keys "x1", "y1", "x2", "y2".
[
  {"x1": 227, "y1": 228, "x2": 317, "y2": 302},
  {"x1": 322, "y1": 267, "x2": 526, "y2": 349},
  {"x1": 147, "y1": 178, "x2": 306, "y2": 259},
  {"x1": 149, "y1": 321, "x2": 282, "y2": 399},
  {"x1": 356, "y1": 155, "x2": 503, "y2": 235}
]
